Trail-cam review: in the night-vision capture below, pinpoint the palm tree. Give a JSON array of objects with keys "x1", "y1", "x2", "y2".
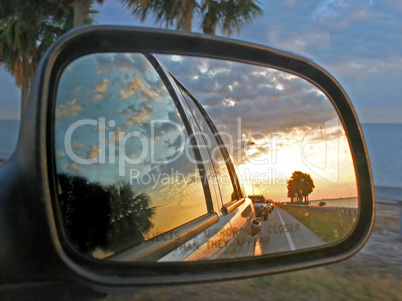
[
  {"x1": 58, "y1": 174, "x2": 156, "y2": 254},
  {"x1": 57, "y1": 173, "x2": 111, "y2": 254},
  {"x1": 0, "y1": 0, "x2": 100, "y2": 114},
  {"x1": 60, "y1": 0, "x2": 104, "y2": 28},
  {"x1": 121, "y1": 0, "x2": 262, "y2": 35},
  {"x1": 106, "y1": 182, "x2": 155, "y2": 252},
  {"x1": 0, "y1": 17, "x2": 33, "y2": 111},
  {"x1": 121, "y1": 0, "x2": 197, "y2": 31},
  {"x1": 0, "y1": 1, "x2": 73, "y2": 112},
  {"x1": 201, "y1": 0, "x2": 263, "y2": 35}
]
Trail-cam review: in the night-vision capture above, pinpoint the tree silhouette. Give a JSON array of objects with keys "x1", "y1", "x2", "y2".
[
  {"x1": 0, "y1": 1, "x2": 99, "y2": 114},
  {"x1": 105, "y1": 182, "x2": 156, "y2": 253},
  {"x1": 121, "y1": 0, "x2": 262, "y2": 35},
  {"x1": 57, "y1": 174, "x2": 155, "y2": 256},
  {"x1": 0, "y1": 1, "x2": 75, "y2": 112},
  {"x1": 287, "y1": 171, "x2": 315, "y2": 203},
  {"x1": 57, "y1": 173, "x2": 110, "y2": 254},
  {"x1": 58, "y1": 0, "x2": 104, "y2": 28}
]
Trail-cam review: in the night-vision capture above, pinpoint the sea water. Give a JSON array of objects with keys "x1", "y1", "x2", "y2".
[
  {"x1": 361, "y1": 123, "x2": 402, "y2": 187},
  {"x1": 361, "y1": 123, "x2": 402, "y2": 200},
  {"x1": 0, "y1": 120, "x2": 19, "y2": 160}
]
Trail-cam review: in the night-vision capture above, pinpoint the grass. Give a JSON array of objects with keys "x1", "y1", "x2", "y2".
[
  {"x1": 105, "y1": 258, "x2": 402, "y2": 300},
  {"x1": 249, "y1": 259, "x2": 402, "y2": 301},
  {"x1": 278, "y1": 205, "x2": 356, "y2": 243},
  {"x1": 104, "y1": 203, "x2": 401, "y2": 300}
]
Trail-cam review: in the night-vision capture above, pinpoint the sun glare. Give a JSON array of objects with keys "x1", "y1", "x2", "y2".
[{"x1": 235, "y1": 127, "x2": 357, "y2": 203}]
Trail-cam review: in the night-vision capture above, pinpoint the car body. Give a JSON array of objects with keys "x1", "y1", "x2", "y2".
[{"x1": 248, "y1": 195, "x2": 270, "y2": 220}]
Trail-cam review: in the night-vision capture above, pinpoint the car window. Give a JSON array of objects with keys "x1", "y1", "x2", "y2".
[
  {"x1": 54, "y1": 53, "x2": 208, "y2": 257},
  {"x1": 177, "y1": 84, "x2": 240, "y2": 206}
]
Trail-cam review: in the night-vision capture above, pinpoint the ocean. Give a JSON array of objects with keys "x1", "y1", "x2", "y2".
[
  {"x1": 0, "y1": 121, "x2": 401, "y2": 199},
  {"x1": 361, "y1": 124, "x2": 402, "y2": 200},
  {"x1": 0, "y1": 120, "x2": 19, "y2": 161},
  {"x1": 360, "y1": 123, "x2": 402, "y2": 188}
]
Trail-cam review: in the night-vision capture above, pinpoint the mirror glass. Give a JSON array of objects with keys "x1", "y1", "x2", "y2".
[{"x1": 54, "y1": 53, "x2": 358, "y2": 262}]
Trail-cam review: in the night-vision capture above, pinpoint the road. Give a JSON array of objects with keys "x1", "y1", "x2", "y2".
[{"x1": 257, "y1": 207, "x2": 325, "y2": 254}]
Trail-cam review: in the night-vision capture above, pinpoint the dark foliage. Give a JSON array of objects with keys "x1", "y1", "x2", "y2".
[
  {"x1": 287, "y1": 171, "x2": 315, "y2": 203},
  {"x1": 57, "y1": 173, "x2": 155, "y2": 256},
  {"x1": 57, "y1": 173, "x2": 110, "y2": 254},
  {"x1": 105, "y1": 181, "x2": 155, "y2": 253}
]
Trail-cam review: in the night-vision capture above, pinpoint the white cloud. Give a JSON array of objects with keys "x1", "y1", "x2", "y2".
[
  {"x1": 68, "y1": 162, "x2": 81, "y2": 173},
  {"x1": 73, "y1": 140, "x2": 84, "y2": 150},
  {"x1": 87, "y1": 145, "x2": 100, "y2": 160},
  {"x1": 55, "y1": 98, "x2": 83, "y2": 118},
  {"x1": 124, "y1": 108, "x2": 150, "y2": 126},
  {"x1": 119, "y1": 75, "x2": 154, "y2": 100},
  {"x1": 96, "y1": 79, "x2": 109, "y2": 93}
]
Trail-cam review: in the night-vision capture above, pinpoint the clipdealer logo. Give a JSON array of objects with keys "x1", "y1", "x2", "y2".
[{"x1": 63, "y1": 117, "x2": 342, "y2": 184}]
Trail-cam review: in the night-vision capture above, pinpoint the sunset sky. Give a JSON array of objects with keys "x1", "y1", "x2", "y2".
[
  {"x1": 54, "y1": 52, "x2": 357, "y2": 205},
  {"x1": 1, "y1": 0, "x2": 399, "y2": 204},
  {"x1": 157, "y1": 55, "x2": 358, "y2": 202}
]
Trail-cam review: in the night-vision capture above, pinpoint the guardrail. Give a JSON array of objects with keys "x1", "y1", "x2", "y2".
[{"x1": 282, "y1": 205, "x2": 358, "y2": 216}]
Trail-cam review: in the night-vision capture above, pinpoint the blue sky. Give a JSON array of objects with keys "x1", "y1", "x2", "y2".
[{"x1": 0, "y1": 0, "x2": 401, "y2": 123}]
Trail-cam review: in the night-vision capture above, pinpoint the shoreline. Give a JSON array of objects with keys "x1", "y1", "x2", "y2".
[{"x1": 374, "y1": 186, "x2": 402, "y2": 202}]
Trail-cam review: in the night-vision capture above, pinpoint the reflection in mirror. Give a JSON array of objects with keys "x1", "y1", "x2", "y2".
[{"x1": 54, "y1": 52, "x2": 358, "y2": 262}]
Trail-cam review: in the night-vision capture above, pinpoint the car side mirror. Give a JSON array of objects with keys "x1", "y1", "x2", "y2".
[
  {"x1": 0, "y1": 26, "x2": 374, "y2": 292},
  {"x1": 252, "y1": 219, "x2": 262, "y2": 237}
]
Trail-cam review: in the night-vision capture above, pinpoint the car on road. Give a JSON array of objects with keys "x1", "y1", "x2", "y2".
[
  {"x1": 266, "y1": 199, "x2": 275, "y2": 211},
  {"x1": 249, "y1": 195, "x2": 270, "y2": 220}
]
